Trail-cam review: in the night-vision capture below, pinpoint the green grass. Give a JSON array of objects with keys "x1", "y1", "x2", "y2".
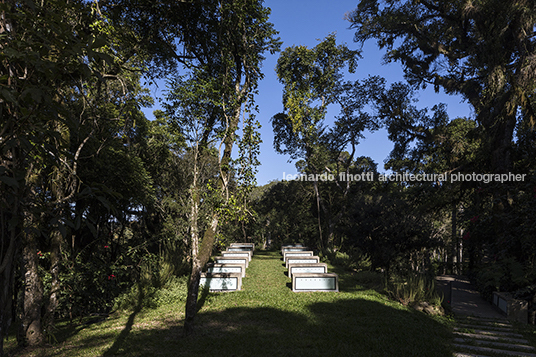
[{"x1": 5, "y1": 250, "x2": 454, "y2": 357}]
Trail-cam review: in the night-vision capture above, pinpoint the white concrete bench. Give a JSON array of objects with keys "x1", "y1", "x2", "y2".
[
  {"x1": 227, "y1": 246, "x2": 254, "y2": 252},
  {"x1": 205, "y1": 263, "x2": 246, "y2": 278},
  {"x1": 229, "y1": 243, "x2": 255, "y2": 251},
  {"x1": 214, "y1": 256, "x2": 249, "y2": 268},
  {"x1": 199, "y1": 272, "x2": 242, "y2": 291},
  {"x1": 222, "y1": 250, "x2": 252, "y2": 262},
  {"x1": 292, "y1": 273, "x2": 339, "y2": 292},
  {"x1": 285, "y1": 256, "x2": 320, "y2": 268},
  {"x1": 282, "y1": 250, "x2": 314, "y2": 261},
  {"x1": 281, "y1": 246, "x2": 310, "y2": 255},
  {"x1": 493, "y1": 291, "x2": 528, "y2": 323},
  {"x1": 287, "y1": 263, "x2": 328, "y2": 278}
]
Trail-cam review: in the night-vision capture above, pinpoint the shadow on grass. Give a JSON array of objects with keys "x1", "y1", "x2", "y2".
[
  {"x1": 195, "y1": 282, "x2": 212, "y2": 313},
  {"x1": 101, "y1": 284, "x2": 145, "y2": 357},
  {"x1": 88, "y1": 298, "x2": 453, "y2": 357},
  {"x1": 14, "y1": 250, "x2": 452, "y2": 357}
]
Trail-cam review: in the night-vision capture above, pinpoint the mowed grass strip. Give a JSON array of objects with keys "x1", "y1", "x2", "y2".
[{"x1": 6, "y1": 250, "x2": 454, "y2": 357}]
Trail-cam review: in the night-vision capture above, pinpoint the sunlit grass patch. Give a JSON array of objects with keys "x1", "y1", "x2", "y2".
[{"x1": 6, "y1": 249, "x2": 454, "y2": 357}]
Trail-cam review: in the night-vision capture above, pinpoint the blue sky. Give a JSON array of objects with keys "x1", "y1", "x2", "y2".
[{"x1": 143, "y1": 0, "x2": 474, "y2": 186}]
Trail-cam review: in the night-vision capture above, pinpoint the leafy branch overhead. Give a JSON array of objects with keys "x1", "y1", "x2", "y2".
[{"x1": 347, "y1": 0, "x2": 536, "y2": 173}]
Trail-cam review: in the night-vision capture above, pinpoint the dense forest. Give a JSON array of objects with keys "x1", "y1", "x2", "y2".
[{"x1": 1, "y1": 0, "x2": 536, "y2": 355}]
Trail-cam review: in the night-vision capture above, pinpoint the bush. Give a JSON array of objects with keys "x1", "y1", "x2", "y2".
[
  {"x1": 152, "y1": 275, "x2": 189, "y2": 307},
  {"x1": 384, "y1": 272, "x2": 443, "y2": 307},
  {"x1": 327, "y1": 248, "x2": 371, "y2": 271},
  {"x1": 475, "y1": 256, "x2": 535, "y2": 300},
  {"x1": 113, "y1": 275, "x2": 189, "y2": 311}
]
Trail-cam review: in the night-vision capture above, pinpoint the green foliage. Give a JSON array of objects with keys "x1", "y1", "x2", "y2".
[
  {"x1": 325, "y1": 248, "x2": 371, "y2": 272},
  {"x1": 273, "y1": 34, "x2": 361, "y2": 161},
  {"x1": 5, "y1": 251, "x2": 454, "y2": 357},
  {"x1": 475, "y1": 256, "x2": 536, "y2": 300},
  {"x1": 59, "y1": 246, "x2": 134, "y2": 316},
  {"x1": 113, "y1": 275, "x2": 189, "y2": 311},
  {"x1": 345, "y1": 189, "x2": 440, "y2": 273},
  {"x1": 251, "y1": 180, "x2": 317, "y2": 248},
  {"x1": 384, "y1": 272, "x2": 443, "y2": 307},
  {"x1": 348, "y1": 0, "x2": 536, "y2": 137}
]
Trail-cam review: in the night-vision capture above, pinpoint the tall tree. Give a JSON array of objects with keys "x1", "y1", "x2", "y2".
[
  {"x1": 347, "y1": 0, "x2": 536, "y2": 275},
  {"x1": 0, "y1": 0, "x2": 111, "y2": 352},
  {"x1": 273, "y1": 34, "x2": 381, "y2": 250},
  {"x1": 347, "y1": 0, "x2": 536, "y2": 176},
  {"x1": 164, "y1": 0, "x2": 279, "y2": 335}
]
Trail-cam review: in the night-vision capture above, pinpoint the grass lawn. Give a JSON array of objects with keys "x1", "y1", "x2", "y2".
[{"x1": 5, "y1": 250, "x2": 454, "y2": 357}]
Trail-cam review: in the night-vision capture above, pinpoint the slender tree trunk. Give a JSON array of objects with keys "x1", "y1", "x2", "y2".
[
  {"x1": 451, "y1": 204, "x2": 457, "y2": 274},
  {"x1": 312, "y1": 179, "x2": 324, "y2": 251},
  {"x1": 43, "y1": 228, "x2": 62, "y2": 333},
  {"x1": 19, "y1": 215, "x2": 44, "y2": 346},
  {"x1": 184, "y1": 172, "x2": 200, "y2": 336},
  {"x1": 0, "y1": 147, "x2": 24, "y2": 357},
  {"x1": 184, "y1": 214, "x2": 218, "y2": 335},
  {"x1": 0, "y1": 222, "x2": 19, "y2": 357},
  {"x1": 183, "y1": 144, "x2": 220, "y2": 336}
]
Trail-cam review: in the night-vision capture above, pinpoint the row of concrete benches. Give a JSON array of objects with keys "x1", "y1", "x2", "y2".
[
  {"x1": 197, "y1": 243, "x2": 340, "y2": 293},
  {"x1": 281, "y1": 245, "x2": 339, "y2": 292},
  {"x1": 199, "y1": 243, "x2": 254, "y2": 291}
]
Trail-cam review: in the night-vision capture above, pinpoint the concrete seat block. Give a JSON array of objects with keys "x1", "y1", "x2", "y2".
[
  {"x1": 287, "y1": 263, "x2": 328, "y2": 278},
  {"x1": 285, "y1": 256, "x2": 320, "y2": 268},
  {"x1": 229, "y1": 243, "x2": 255, "y2": 251},
  {"x1": 222, "y1": 250, "x2": 252, "y2": 261},
  {"x1": 282, "y1": 251, "x2": 314, "y2": 261},
  {"x1": 205, "y1": 263, "x2": 246, "y2": 277},
  {"x1": 292, "y1": 273, "x2": 339, "y2": 292},
  {"x1": 214, "y1": 256, "x2": 249, "y2": 268},
  {"x1": 200, "y1": 272, "x2": 242, "y2": 291}
]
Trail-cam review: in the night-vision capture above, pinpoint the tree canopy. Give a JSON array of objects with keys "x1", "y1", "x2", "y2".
[{"x1": 347, "y1": 0, "x2": 536, "y2": 174}]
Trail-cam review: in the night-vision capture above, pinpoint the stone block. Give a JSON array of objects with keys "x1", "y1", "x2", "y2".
[
  {"x1": 281, "y1": 246, "x2": 311, "y2": 254},
  {"x1": 214, "y1": 256, "x2": 249, "y2": 268},
  {"x1": 285, "y1": 256, "x2": 320, "y2": 268},
  {"x1": 292, "y1": 273, "x2": 339, "y2": 292},
  {"x1": 229, "y1": 243, "x2": 255, "y2": 251},
  {"x1": 287, "y1": 263, "x2": 328, "y2": 278},
  {"x1": 222, "y1": 250, "x2": 252, "y2": 261},
  {"x1": 492, "y1": 291, "x2": 529, "y2": 323},
  {"x1": 205, "y1": 263, "x2": 246, "y2": 277},
  {"x1": 282, "y1": 251, "x2": 314, "y2": 261},
  {"x1": 199, "y1": 273, "x2": 242, "y2": 291},
  {"x1": 227, "y1": 246, "x2": 253, "y2": 252}
]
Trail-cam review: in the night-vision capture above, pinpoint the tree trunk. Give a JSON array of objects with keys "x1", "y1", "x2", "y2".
[
  {"x1": 184, "y1": 174, "x2": 200, "y2": 336},
  {"x1": 184, "y1": 214, "x2": 218, "y2": 336},
  {"x1": 451, "y1": 204, "x2": 457, "y2": 274},
  {"x1": 312, "y1": 179, "x2": 324, "y2": 251},
  {"x1": 184, "y1": 260, "x2": 201, "y2": 336},
  {"x1": 43, "y1": 229, "x2": 62, "y2": 333},
  {"x1": 0, "y1": 148, "x2": 24, "y2": 356},
  {"x1": 183, "y1": 138, "x2": 220, "y2": 336},
  {"x1": 19, "y1": 219, "x2": 44, "y2": 346},
  {"x1": 0, "y1": 225, "x2": 19, "y2": 357}
]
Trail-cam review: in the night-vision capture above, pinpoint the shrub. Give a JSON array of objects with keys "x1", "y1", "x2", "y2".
[
  {"x1": 327, "y1": 248, "x2": 371, "y2": 271},
  {"x1": 113, "y1": 275, "x2": 189, "y2": 311},
  {"x1": 475, "y1": 256, "x2": 535, "y2": 300},
  {"x1": 384, "y1": 272, "x2": 443, "y2": 307}
]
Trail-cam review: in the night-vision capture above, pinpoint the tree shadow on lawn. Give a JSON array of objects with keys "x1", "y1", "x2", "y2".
[{"x1": 99, "y1": 298, "x2": 453, "y2": 357}]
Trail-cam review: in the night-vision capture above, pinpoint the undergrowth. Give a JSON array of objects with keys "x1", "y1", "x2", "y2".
[
  {"x1": 384, "y1": 272, "x2": 443, "y2": 307},
  {"x1": 6, "y1": 250, "x2": 453, "y2": 357}
]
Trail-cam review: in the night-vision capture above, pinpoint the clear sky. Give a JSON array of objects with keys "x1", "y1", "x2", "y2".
[{"x1": 142, "y1": 0, "x2": 474, "y2": 186}]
